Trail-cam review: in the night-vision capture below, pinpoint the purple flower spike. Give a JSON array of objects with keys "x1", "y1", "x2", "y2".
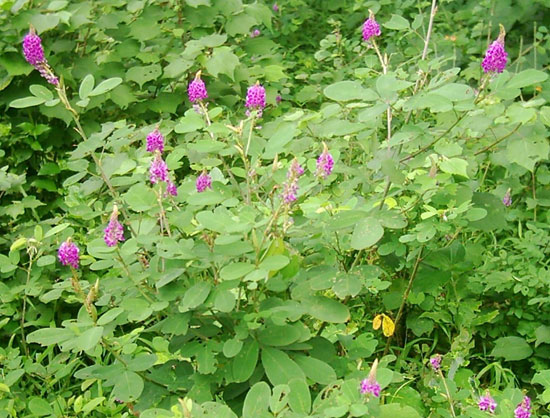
[
  {"x1": 104, "y1": 205, "x2": 125, "y2": 247},
  {"x1": 273, "y1": 3, "x2": 279, "y2": 12},
  {"x1": 276, "y1": 95, "x2": 282, "y2": 103},
  {"x1": 146, "y1": 127, "x2": 164, "y2": 153},
  {"x1": 360, "y1": 359, "x2": 381, "y2": 397},
  {"x1": 188, "y1": 71, "x2": 208, "y2": 103},
  {"x1": 482, "y1": 24, "x2": 508, "y2": 74},
  {"x1": 316, "y1": 143, "x2": 334, "y2": 178},
  {"x1": 430, "y1": 354, "x2": 441, "y2": 371},
  {"x1": 478, "y1": 394, "x2": 497, "y2": 413},
  {"x1": 23, "y1": 28, "x2": 45, "y2": 66},
  {"x1": 150, "y1": 153, "x2": 168, "y2": 184},
  {"x1": 362, "y1": 10, "x2": 381, "y2": 43},
  {"x1": 58, "y1": 239, "x2": 80, "y2": 269},
  {"x1": 245, "y1": 82, "x2": 266, "y2": 117},
  {"x1": 166, "y1": 180, "x2": 178, "y2": 197},
  {"x1": 502, "y1": 188, "x2": 512, "y2": 207},
  {"x1": 196, "y1": 171, "x2": 212, "y2": 193},
  {"x1": 22, "y1": 25, "x2": 59, "y2": 86},
  {"x1": 250, "y1": 29, "x2": 261, "y2": 38},
  {"x1": 282, "y1": 159, "x2": 305, "y2": 204},
  {"x1": 514, "y1": 396, "x2": 531, "y2": 418}
]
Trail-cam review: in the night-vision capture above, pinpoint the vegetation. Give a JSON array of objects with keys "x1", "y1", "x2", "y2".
[{"x1": 0, "y1": 0, "x2": 549, "y2": 416}]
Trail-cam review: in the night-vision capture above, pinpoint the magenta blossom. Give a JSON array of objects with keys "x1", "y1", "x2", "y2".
[
  {"x1": 430, "y1": 354, "x2": 441, "y2": 371},
  {"x1": 282, "y1": 159, "x2": 304, "y2": 204},
  {"x1": 362, "y1": 10, "x2": 381, "y2": 43},
  {"x1": 250, "y1": 29, "x2": 261, "y2": 38},
  {"x1": 514, "y1": 396, "x2": 531, "y2": 418},
  {"x1": 245, "y1": 82, "x2": 266, "y2": 117},
  {"x1": 482, "y1": 24, "x2": 508, "y2": 74},
  {"x1": 196, "y1": 171, "x2": 212, "y2": 193},
  {"x1": 58, "y1": 239, "x2": 80, "y2": 269},
  {"x1": 166, "y1": 180, "x2": 178, "y2": 197},
  {"x1": 502, "y1": 188, "x2": 512, "y2": 207},
  {"x1": 316, "y1": 143, "x2": 334, "y2": 178},
  {"x1": 478, "y1": 394, "x2": 497, "y2": 413},
  {"x1": 104, "y1": 205, "x2": 125, "y2": 247},
  {"x1": 150, "y1": 153, "x2": 168, "y2": 184},
  {"x1": 273, "y1": 3, "x2": 279, "y2": 12},
  {"x1": 146, "y1": 127, "x2": 164, "y2": 153},
  {"x1": 22, "y1": 25, "x2": 58, "y2": 86},
  {"x1": 188, "y1": 71, "x2": 208, "y2": 103},
  {"x1": 360, "y1": 359, "x2": 381, "y2": 397}
]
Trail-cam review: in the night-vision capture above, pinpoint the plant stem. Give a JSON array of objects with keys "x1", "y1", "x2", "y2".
[
  {"x1": 384, "y1": 246, "x2": 424, "y2": 355},
  {"x1": 20, "y1": 253, "x2": 34, "y2": 357},
  {"x1": 438, "y1": 369, "x2": 457, "y2": 417},
  {"x1": 473, "y1": 123, "x2": 521, "y2": 156}
]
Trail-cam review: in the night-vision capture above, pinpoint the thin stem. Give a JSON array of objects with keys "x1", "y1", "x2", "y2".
[
  {"x1": 421, "y1": 0, "x2": 438, "y2": 61},
  {"x1": 245, "y1": 117, "x2": 255, "y2": 156},
  {"x1": 384, "y1": 246, "x2": 424, "y2": 355},
  {"x1": 20, "y1": 253, "x2": 34, "y2": 357},
  {"x1": 473, "y1": 123, "x2": 521, "y2": 156},
  {"x1": 438, "y1": 369, "x2": 457, "y2": 417}
]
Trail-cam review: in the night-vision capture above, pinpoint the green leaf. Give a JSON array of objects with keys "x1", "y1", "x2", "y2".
[
  {"x1": 206, "y1": 47, "x2": 239, "y2": 80},
  {"x1": 288, "y1": 378, "x2": 311, "y2": 414},
  {"x1": 232, "y1": 339, "x2": 259, "y2": 382},
  {"x1": 223, "y1": 338, "x2": 243, "y2": 358},
  {"x1": 214, "y1": 290, "x2": 236, "y2": 313},
  {"x1": 439, "y1": 158, "x2": 469, "y2": 178},
  {"x1": 97, "y1": 308, "x2": 124, "y2": 326},
  {"x1": 535, "y1": 325, "x2": 550, "y2": 348},
  {"x1": 323, "y1": 81, "x2": 378, "y2": 102},
  {"x1": 242, "y1": 382, "x2": 271, "y2": 418},
  {"x1": 226, "y1": 13, "x2": 256, "y2": 36},
  {"x1": 89, "y1": 77, "x2": 123, "y2": 96},
  {"x1": 122, "y1": 184, "x2": 157, "y2": 212},
  {"x1": 126, "y1": 65, "x2": 162, "y2": 88},
  {"x1": 27, "y1": 327, "x2": 73, "y2": 346},
  {"x1": 507, "y1": 136, "x2": 549, "y2": 171},
  {"x1": 431, "y1": 83, "x2": 474, "y2": 101},
  {"x1": 220, "y1": 262, "x2": 255, "y2": 281},
  {"x1": 506, "y1": 69, "x2": 548, "y2": 89},
  {"x1": 179, "y1": 282, "x2": 211, "y2": 312},
  {"x1": 28, "y1": 398, "x2": 52, "y2": 416},
  {"x1": 9, "y1": 96, "x2": 46, "y2": 108},
  {"x1": 79, "y1": 74, "x2": 95, "y2": 99},
  {"x1": 36, "y1": 255, "x2": 56, "y2": 267},
  {"x1": 383, "y1": 14, "x2": 410, "y2": 30},
  {"x1": 305, "y1": 296, "x2": 350, "y2": 323},
  {"x1": 259, "y1": 255, "x2": 289, "y2": 272},
  {"x1": 112, "y1": 371, "x2": 144, "y2": 402},
  {"x1": 29, "y1": 84, "x2": 53, "y2": 101},
  {"x1": 257, "y1": 324, "x2": 301, "y2": 347},
  {"x1": 44, "y1": 223, "x2": 70, "y2": 238},
  {"x1": 74, "y1": 327, "x2": 104, "y2": 352},
  {"x1": 294, "y1": 355, "x2": 337, "y2": 385},
  {"x1": 351, "y1": 217, "x2": 384, "y2": 250},
  {"x1": 490, "y1": 336, "x2": 533, "y2": 361},
  {"x1": 261, "y1": 347, "x2": 305, "y2": 386},
  {"x1": 378, "y1": 404, "x2": 422, "y2": 418}
]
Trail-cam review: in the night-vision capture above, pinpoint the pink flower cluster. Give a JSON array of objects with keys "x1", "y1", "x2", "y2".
[
  {"x1": 245, "y1": 82, "x2": 266, "y2": 117},
  {"x1": 514, "y1": 396, "x2": 531, "y2": 418},
  {"x1": 362, "y1": 11, "x2": 381, "y2": 43},
  {"x1": 22, "y1": 26, "x2": 58, "y2": 86},
  {"x1": 145, "y1": 127, "x2": 177, "y2": 197},
  {"x1": 478, "y1": 394, "x2": 497, "y2": 413},
  {"x1": 188, "y1": 71, "x2": 208, "y2": 103},
  {"x1": 360, "y1": 376, "x2": 380, "y2": 397},
  {"x1": 482, "y1": 25, "x2": 508, "y2": 74},
  {"x1": 196, "y1": 171, "x2": 212, "y2": 193},
  {"x1": 316, "y1": 143, "x2": 334, "y2": 178},
  {"x1": 58, "y1": 239, "x2": 80, "y2": 269},
  {"x1": 104, "y1": 206, "x2": 124, "y2": 247},
  {"x1": 282, "y1": 159, "x2": 304, "y2": 204}
]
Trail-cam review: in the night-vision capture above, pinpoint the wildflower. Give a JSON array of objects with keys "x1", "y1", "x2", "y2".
[
  {"x1": 316, "y1": 143, "x2": 334, "y2": 178},
  {"x1": 245, "y1": 81, "x2": 266, "y2": 117},
  {"x1": 250, "y1": 29, "x2": 261, "y2": 38},
  {"x1": 430, "y1": 354, "x2": 441, "y2": 371},
  {"x1": 58, "y1": 238, "x2": 80, "y2": 269},
  {"x1": 150, "y1": 153, "x2": 168, "y2": 184},
  {"x1": 282, "y1": 159, "x2": 304, "y2": 204},
  {"x1": 360, "y1": 359, "x2": 381, "y2": 397},
  {"x1": 276, "y1": 95, "x2": 282, "y2": 104},
  {"x1": 273, "y1": 3, "x2": 279, "y2": 12},
  {"x1": 188, "y1": 70, "x2": 208, "y2": 103},
  {"x1": 514, "y1": 396, "x2": 531, "y2": 418},
  {"x1": 196, "y1": 171, "x2": 212, "y2": 193},
  {"x1": 146, "y1": 127, "x2": 164, "y2": 153},
  {"x1": 362, "y1": 10, "x2": 381, "y2": 43},
  {"x1": 502, "y1": 188, "x2": 512, "y2": 207},
  {"x1": 478, "y1": 394, "x2": 497, "y2": 413},
  {"x1": 166, "y1": 180, "x2": 178, "y2": 197},
  {"x1": 22, "y1": 26, "x2": 59, "y2": 86},
  {"x1": 104, "y1": 205, "x2": 124, "y2": 247},
  {"x1": 482, "y1": 24, "x2": 508, "y2": 74}
]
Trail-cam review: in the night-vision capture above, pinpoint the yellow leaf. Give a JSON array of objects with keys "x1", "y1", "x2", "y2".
[
  {"x1": 373, "y1": 314, "x2": 382, "y2": 330},
  {"x1": 382, "y1": 315, "x2": 395, "y2": 337}
]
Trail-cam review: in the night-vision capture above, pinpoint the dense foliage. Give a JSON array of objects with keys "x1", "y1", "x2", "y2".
[{"x1": 1, "y1": 0, "x2": 550, "y2": 417}]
